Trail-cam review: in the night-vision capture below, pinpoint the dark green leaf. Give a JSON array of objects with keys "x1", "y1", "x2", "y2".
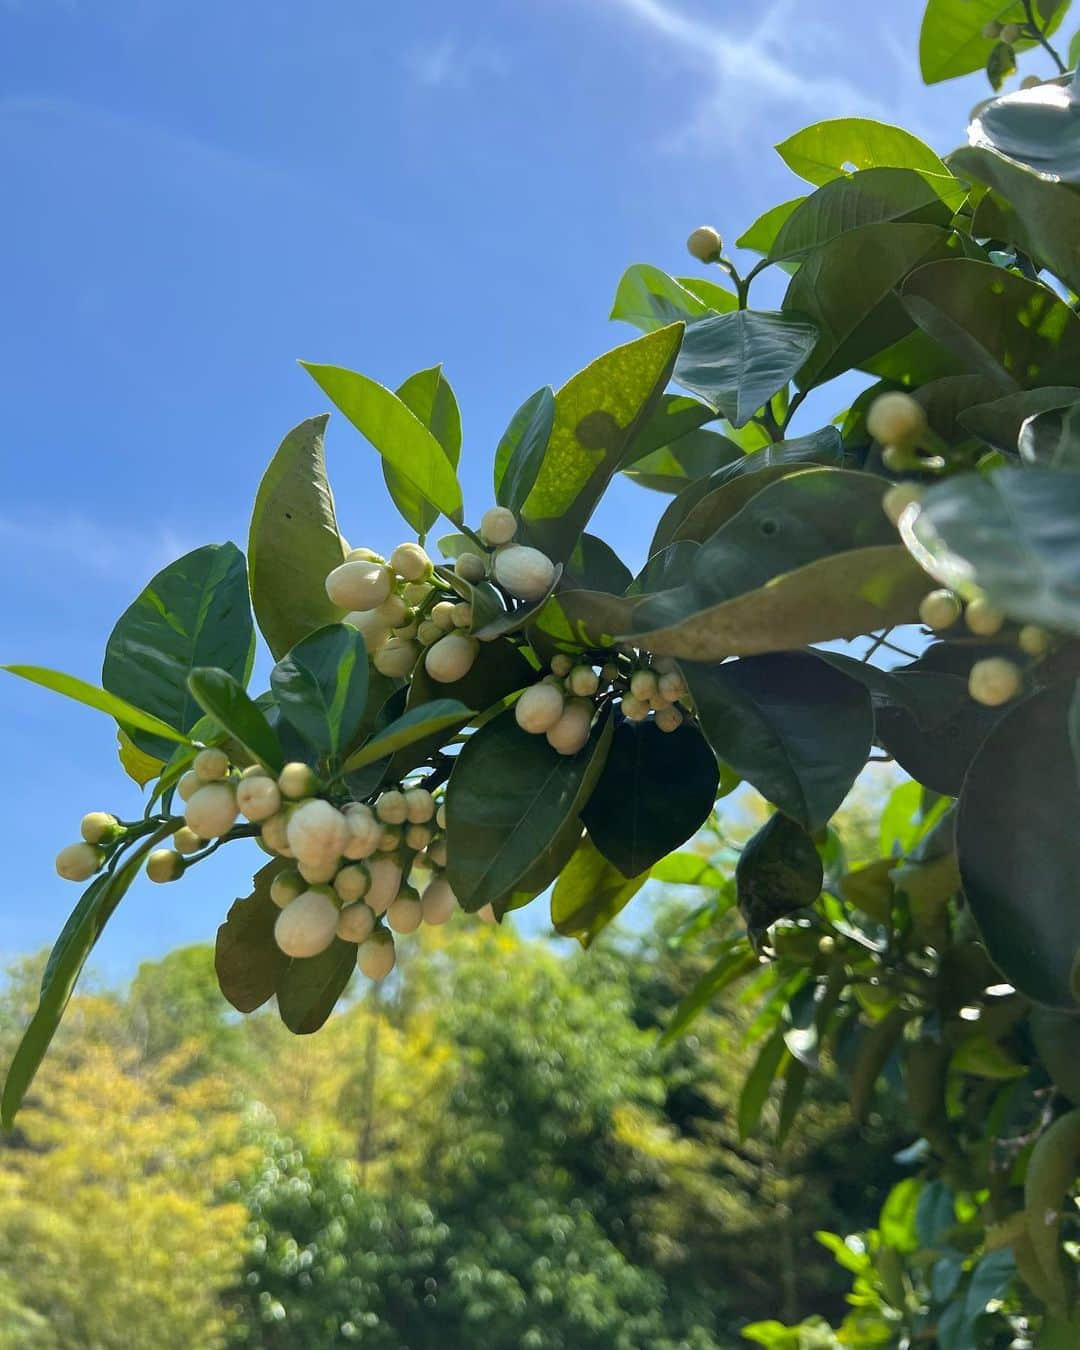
[
  {"x1": 270, "y1": 623, "x2": 369, "y2": 759},
  {"x1": 276, "y1": 939, "x2": 356, "y2": 1034},
  {"x1": 471, "y1": 564, "x2": 563, "y2": 641},
  {"x1": 531, "y1": 588, "x2": 637, "y2": 651},
  {"x1": 1019, "y1": 403, "x2": 1080, "y2": 469},
  {"x1": 248, "y1": 415, "x2": 346, "y2": 661},
  {"x1": 737, "y1": 811, "x2": 823, "y2": 950},
  {"x1": 340, "y1": 699, "x2": 473, "y2": 776},
  {"x1": 609, "y1": 263, "x2": 733, "y2": 333},
  {"x1": 620, "y1": 393, "x2": 717, "y2": 464},
  {"x1": 187, "y1": 668, "x2": 284, "y2": 773},
  {"x1": 660, "y1": 938, "x2": 758, "y2": 1044},
  {"x1": 550, "y1": 833, "x2": 649, "y2": 946},
  {"x1": 850, "y1": 1008, "x2": 907, "y2": 1123},
  {"x1": 215, "y1": 861, "x2": 290, "y2": 1013},
  {"x1": 1031, "y1": 1007, "x2": 1080, "y2": 1104},
  {"x1": 563, "y1": 534, "x2": 634, "y2": 594},
  {"x1": 623, "y1": 428, "x2": 744, "y2": 495},
  {"x1": 1, "y1": 666, "x2": 195, "y2": 747},
  {"x1": 959, "y1": 386, "x2": 1080, "y2": 453},
  {"x1": 385, "y1": 365, "x2": 462, "y2": 536},
  {"x1": 738, "y1": 1026, "x2": 788, "y2": 1140},
  {"x1": 493, "y1": 386, "x2": 556, "y2": 514},
  {"x1": 775, "y1": 118, "x2": 953, "y2": 186}
]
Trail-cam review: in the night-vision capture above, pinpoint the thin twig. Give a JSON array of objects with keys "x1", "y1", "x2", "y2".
[{"x1": 1021, "y1": 0, "x2": 1067, "y2": 73}]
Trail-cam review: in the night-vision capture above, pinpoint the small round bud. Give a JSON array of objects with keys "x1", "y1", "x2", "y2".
[
  {"x1": 431, "y1": 601, "x2": 457, "y2": 631},
  {"x1": 882, "y1": 482, "x2": 923, "y2": 526},
  {"x1": 1017, "y1": 624, "x2": 1052, "y2": 656},
  {"x1": 80, "y1": 812, "x2": 118, "y2": 845},
  {"x1": 376, "y1": 594, "x2": 410, "y2": 627},
  {"x1": 417, "y1": 620, "x2": 444, "y2": 646},
  {"x1": 436, "y1": 802, "x2": 447, "y2": 829},
  {"x1": 404, "y1": 788, "x2": 435, "y2": 823},
  {"x1": 493, "y1": 545, "x2": 556, "y2": 602},
  {"x1": 867, "y1": 392, "x2": 927, "y2": 449},
  {"x1": 241, "y1": 763, "x2": 272, "y2": 779},
  {"x1": 395, "y1": 619, "x2": 419, "y2": 641},
  {"x1": 237, "y1": 775, "x2": 282, "y2": 823},
  {"x1": 325, "y1": 559, "x2": 394, "y2": 612},
  {"x1": 298, "y1": 854, "x2": 340, "y2": 884},
  {"x1": 177, "y1": 770, "x2": 201, "y2": 802},
  {"x1": 1021, "y1": 74, "x2": 1043, "y2": 89},
  {"x1": 342, "y1": 609, "x2": 392, "y2": 650},
  {"x1": 982, "y1": 19, "x2": 1003, "y2": 38},
  {"x1": 515, "y1": 682, "x2": 565, "y2": 735},
  {"x1": 965, "y1": 596, "x2": 1004, "y2": 636},
  {"x1": 475, "y1": 903, "x2": 497, "y2": 925},
  {"x1": 194, "y1": 747, "x2": 230, "y2": 782},
  {"x1": 969, "y1": 657, "x2": 1023, "y2": 707},
  {"x1": 568, "y1": 666, "x2": 600, "y2": 698},
  {"x1": 146, "y1": 849, "x2": 183, "y2": 883},
  {"x1": 55, "y1": 842, "x2": 102, "y2": 882},
  {"x1": 1000, "y1": 21, "x2": 1022, "y2": 44},
  {"x1": 425, "y1": 633, "x2": 479, "y2": 684},
  {"x1": 630, "y1": 669, "x2": 659, "y2": 703},
  {"x1": 172, "y1": 827, "x2": 204, "y2": 856},
  {"x1": 421, "y1": 878, "x2": 457, "y2": 925},
  {"x1": 367, "y1": 857, "x2": 403, "y2": 915},
  {"x1": 185, "y1": 782, "x2": 239, "y2": 839},
  {"x1": 376, "y1": 790, "x2": 408, "y2": 825},
  {"x1": 260, "y1": 812, "x2": 294, "y2": 857},
  {"x1": 405, "y1": 823, "x2": 432, "y2": 850},
  {"x1": 287, "y1": 799, "x2": 349, "y2": 867},
  {"x1": 451, "y1": 602, "x2": 473, "y2": 629},
  {"x1": 426, "y1": 838, "x2": 448, "y2": 868},
  {"x1": 403, "y1": 581, "x2": 432, "y2": 607},
  {"x1": 480, "y1": 506, "x2": 518, "y2": 546},
  {"x1": 919, "y1": 589, "x2": 962, "y2": 630},
  {"x1": 337, "y1": 901, "x2": 376, "y2": 943},
  {"x1": 374, "y1": 637, "x2": 420, "y2": 679},
  {"x1": 657, "y1": 670, "x2": 687, "y2": 703},
  {"x1": 550, "y1": 654, "x2": 573, "y2": 677},
  {"x1": 270, "y1": 869, "x2": 306, "y2": 909},
  {"x1": 334, "y1": 862, "x2": 371, "y2": 905},
  {"x1": 274, "y1": 890, "x2": 340, "y2": 958},
  {"x1": 358, "y1": 929, "x2": 396, "y2": 980},
  {"x1": 455, "y1": 553, "x2": 487, "y2": 583},
  {"x1": 278, "y1": 763, "x2": 318, "y2": 800},
  {"x1": 546, "y1": 699, "x2": 593, "y2": 755},
  {"x1": 387, "y1": 889, "x2": 423, "y2": 934},
  {"x1": 378, "y1": 827, "x2": 402, "y2": 852},
  {"x1": 686, "y1": 225, "x2": 723, "y2": 263},
  {"x1": 343, "y1": 803, "x2": 381, "y2": 859},
  {"x1": 621, "y1": 695, "x2": 649, "y2": 722},
  {"x1": 655, "y1": 704, "x2": 684, "y2": 733},
  {"x1": 346, "y1": 547, "x2": 384, "y2": 564},
  {"x1": 390, "y1": 542, "x2": 431, "y2": 582}
]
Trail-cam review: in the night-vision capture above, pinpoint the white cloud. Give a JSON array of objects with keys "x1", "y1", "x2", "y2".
[
  {"x1": 404, "y1": 37, "x2": 509, "y2": 91},
  {"x1": 0, "y1": 508, "x2": 198, "y2": 585}
]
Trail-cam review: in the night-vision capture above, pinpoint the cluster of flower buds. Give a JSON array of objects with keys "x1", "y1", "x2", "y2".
[
  {"x1": 324, "y1": 542, "x2": 436, "y2": 679},
  {"x1": 54, "y1": 811, "x2": 123, "y2": 882}
]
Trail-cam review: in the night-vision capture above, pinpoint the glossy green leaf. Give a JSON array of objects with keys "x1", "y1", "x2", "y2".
[
  {"x1": 737, "y1": 812, "x2": 823, "y2": 951},
  {"x1": 550, "y1": 833, "x2": 649, "y2": 946},
  {"x1": 959, "y1": 386, "x2": 1080, "y2": 453},
  {"x1": 1, "y1": 822, "x2": 176, "y2": 1128},
  {"x1": 215, "y1": 860, "x2": 290, "y2": 1014},
  {"x1": 660, "y1": 938, "x2": 758, "y2": 1045},
  {"x1": 276, "y1": 938, "x2": 356, "y2": 1034},
  {"x1": 1, "y1": 666, "x2": 195, "y2": 747},
  {"x1": 959, "y1": 683, "x2": 1080, "y2": 1008},
  {"x1": 248, "y1": 414, "x2": 346, "y2": 661},
  {"x1": 1031, "y1": 1007, "x2": 1080, "y2": 1104},
  {"x1": 116, "y1": 730, "x2": 165, "y2": 787},
  {"x1": 186, "y1": 668, "x2": 285, "y2": 773},
  {"x1": 470, "y1": 564, "x2": 562, "y2": 641},
  {"x1": 563, "y1": 534, "x2": 634, "y2": 595},
  {"x1": 905, "y1": 466, "x2": 1080, "y2": 632},
  {"x1": 775, "y1": 118, "x2": 951, "y2": 186},
  {"x1": 970, "y1": 80, "x2": 1080, "y2": 184},
  {"x1": 919, "y1": 0, "x2": 1062, "y2": 83},
  {"x1": 581, "y1": 718, "x2": 719, "y2": 877},
  {"x1": 736, "y1": 198, "x2": 806, "y2": 254},
  {"x1": 627, "y1": 540, "x2": 700, "y2": 596},
  {"x1": 609, "y1": 263, "x2": 732, "y2": 333},
  {"x1": 493, "y1": 386, "x2": 555, "y2": 514},
  {"x1": 650, "y1": 852, "x2": 726, "y2": 887},
  {"x1": 685, "y1": 652, "x2": 873, "y2": 831},
  {"x1": 673, "y1": 310, "x2": 818, "y2": 427},
  {"x1": 676, "y1": 275, "x2": 738, "y2": 311},
  {"x1": 339, "y1": 699, "x2": 473, "y2": 776},
  {"x1": 531, "y1": 588, "x2": 637, "y2": 651},
  {"x1": 738, "y1": 1025, "x2": 789, "y2": 1140},
  {"x1": 385, "y1": 365, "x2": 462, "y2": 536},
  {"x1": 445, "y1": 707, "x2": 613, "y2": 912},
  {"x1": 518, "y1": 324, "x2": 683, "y2": 564},
  {"x1": 1019, "y1": 403, "x2": 1080, "y2": 468},
  {"x1": 623, "y1": 428, "x2": 744, "y2": 495},
  {"x1": 301, "y1": 362, "x2": 463, "y2": 524},
  {"x1": 621, "y1": 392, "x2": 717, "y2": 465},
  {"x1": 102, "y1": 542, "x2": 254, "y2": 759},
  {"x1": 270, "y1": 623, "x2": 369, "y2": 759},
  {"x1": 901, "y1": 258, "x2": 1080, "y2": 390}
]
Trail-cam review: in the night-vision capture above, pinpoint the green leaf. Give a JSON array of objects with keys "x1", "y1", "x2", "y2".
[
  {"x1": 851, "y1": 1008, "x2": 908, "y2": 1123},
  {"x1": 609, "y1": 263, "x2": 733, "y2": 333},
  {"x1": 1, "y1": 822, "x2": 176, "y2": 1128},
  {"x1": 919, "y1": 0, "x2": 1064, "y2": 83},
  {"x1": 959, "y1": 683, "x2": 1080, "y2": 1008},
  {"x1": 445, "y1": 706, "x2": 613, "y2": 912},
  {"x1": 650, "y1": 852, "x2": 726, "y2": 887},
  {"x1": 339, "y1": 699, "x2": 473, "y2": 776},
  {"x1": 986, "y1": 38, "x2": 1018, "y2": 90},
  {"x1": 622, "y1": 392, "x2": 717, "y2": 464},
  {"x1": 518, "y1": 324, "x2": 683, "y2": 565},
  {"x1": 248, "y1": 414, "x2": 346, "y2": 661},
  {"x1": 900, "y1": 258, "x2": 1080, "y2": 391},
  {"x1": 769, "y1": 167, "x2": 958, "y2": 262},
  {"x1": 581, "y1": 718, "x2": 719, "y2": 878},
  {"x1": 677, "y1": 275, "x2": 739, "y2": 311},
  {"x1": 116, "y1": 730, "x2": 165, "y2": 787},
  {"x1": 301, "y1": 362, "x2": 463, "y2": 524},
  {"x1": 970, "y1": 80, "x2": 1080, "y2": 184},
  {"x1": 959, "y1": 385, "x2": 1080, "y2": 453},
  {"x1": 531, "y1": 588, "x2": 638, "y2": 651},
  {"x1": 736, "y1": 198, "x2": 806, "y2": 254},
  {"x1": 1, "y1": 666, "x2": 195, "y2": 747},
  {"x1": 270, "y1": 623, "x2": 369, "y2": 759},
  {"x1": 470, "y1": 564, "x2": 563, "y2": 641},
  {"x1": 685, "y1": 652, "x2": 873, "y2": 831},
  {"x1": 102, "y1": 542, "x2": 254, "y2": 760},
  {"x1": 951, "y1": 1034, "x2": 1026, "y2": 1080},
  {"x1": 1019, "y1": 403, "x2": 1080, "y2": 468},
  {"x1": 775, "y1": 118, "x2": 951, "y2": 186},
  {"x1": 783, "y1": 222, "x2": 956, "y2": 388},
  {"x1": 276, "y1": 939, "x2": 356, "y2": 1034},
  {"x1": 186, "y1": 668, "x2": 285, "y2": 773},
  {"x1": 673, "y1": 310, "x2": 818, "y2": 427},
  {"x1": 880, "y1": 1178, "x2": 924, "y2": 1254},
  {"x1": 550, "y1": 833, "x2": 649, "y2": 946},
  {"x1": 661, "y1": 941, "x2": 758, "y2": 1045},
  {"x1": 493, "y1": 386, "x2": 556, "y2": 514},
  {"x1": 385, "y1": 365, "x2": 462, "y2": 536},
  {"x1": 738, "y1": 1025, "x2": 788, "y2": 1140},
  {"x1": 563, "y1": 534, "x2": 634, "y2": 596},
  {"x1": 1031, "y1": 1006, "x2": 1080, "y2": 1104},
  {"x1": 736, "y1": 811, "x2": 823, "y2": 948},
  {"x1": 905, "y1": 466, "x2": 1080, "y2": 632},
  {"x1": 215, "y1": 860, "x2": 290, "y2": 1013},
  {"x1": 623, "y1": 428, "x2": 744, "y2": 495}
]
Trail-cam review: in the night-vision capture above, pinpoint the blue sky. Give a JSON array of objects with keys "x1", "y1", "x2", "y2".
[{"x1": 0, "y1": 0, "x2": 1052, "y2": 975}]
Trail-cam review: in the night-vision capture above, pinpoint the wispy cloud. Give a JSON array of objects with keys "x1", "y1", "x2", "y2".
[
  {"x1": 404, "y1": 37, "x2": 509, "y2": 91},
  {"x1": 0, "y1": 508, "x2": 198, "y2": 585},
  {"x1": 597, "y1": 0, "x2": 888, "y2": 146}
]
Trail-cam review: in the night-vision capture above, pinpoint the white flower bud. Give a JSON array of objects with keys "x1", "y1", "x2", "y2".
[
  {"x1": 342, "y1": 609, "x2": 392, "y2": 650},
  {"x1": 515, "y1": 682, "x2": 565, "y2": 734},
  {"x1": 242, "y1": 763, "x2": 272, "y2": 779},
  {"x1": 431, "y1": 601, "x2": 457, "y2": 631},
  {"x1": 630, "y1": 669, "x2": 658, "y2": 703},
  {"x1": 655, "y1": 704, "x2": 684, "y2": 733},
  {"x1": 493, "y1": 545, "x2": 556, "y2": 602},
  {"x1": 261, "y1": 812, "x2": 294, "y2": 857},
  {"x1": 919, "y1": 590, "x2": 962, "y2": 631},
  {"x1": 357, "y1": 929, "x2": 396, "y2": 979},
  {"x1": 550, "y1": 654, "x2": 573, "y2": 677},
  {"x1": 982, "y1": 19, "x2": 1003, "y2": 38},
  {"x1": 367, "y1": 857, "x2": 403, "y2": 914},
  {"x1": 455, "y1": 553, "x2": 487, "y2": 583},
  {"x1": 298, "y1": 854, "x2": 340, "y2": 884},
  {"x1": 421, "y1": 878, "x2": 457, "y2": 925},
  {"x1": 882, "y1": 482, "x2": 922, "y2": 526},
  {"x1": 55, "y1": 842, "x2": 102, "y2": 882},
  {"x1": 343, "y1": 803, "x2": 381, "y2": 859},
  {"x1": 403, "y1": 581, "x2": 432, "y2": 607},
  {"x1": 146, "y1": 849, "x2": 183, "y2": 883},
  {"x1": 480, "y1": 506, "x2": 518, "y2": 546},
  {"x1": 965, "y1": 597, "x2": 1004, "y2": 636},
  {"x1": 278, "y1": 762, "x2": 319, "y2": 800},
  {"x1": 400, "y1": 788, "x2": 432, "y2": 823},
  {"x1": 475, "y1": 902, "x2": 497, "y2": 925},
  {"x1": 390, "y1": 542, "x2": 432, "y2": 582},
  {"x1": 405, "y1": 823, "x2": 432, "y2": 850},
  {"x1": 270, "y1": 869, "x2": 306, "y2": 908},
  {"x1": 1000, "y1": 21, "x2": 1022, "y2": 43},
  {"x1": 376, "y1": 594, "x2": 410, "y2": 626},
  {"x1": 451, "y1": 602, "x2": 473, "y2": 629},
  {"x1": 425, "y1": 633, "x2": 479, "y2": 684},
  {"x1": 325, "y1": 560, "x2": 394, "y2": 611},
  {"x1": 396, "y1": 620, "x2": 419, "y2": 641},
  {"x1": 287, "y1": 799, "x2": 349, "y2": 866},
  {"x1": 621, "y1": 695, "x2": 649, "y2": 722},
  {"x1": 969, "y1": 657, "x2": 1023, "y2": 707},
  {"x1": 374, "y1": 637, "x2": 419, "y2": 678},
  {"x1": 866, "y1": 392, "x2": 927, "y2": 449},
  {"x1": 568, "y1": 666, "x2": 599, "y2": 698},
  {"x1": 173, "y1": 826, "x2": 205, "y2": 854},
  {"x1": 274, "y1": 889, "x2": 340, "y2": 958},
  {"x1": 417, "y1": 620, "x2": 444, "y2": 646},
  {"x1": 194, "y1": 747, "x2": 230, "y2": 781},
  {"x1": 334, "y1": 863, "x2": 371, "y2": 905},
  {"x1": 80, "y1": 812, "x2": 118, "y2": 845},
  {"x1": 657, "y1": 670, "x2": 687, "y2": 703},
  {"x1": 185, "y1": 782, "x2": 239, "y2": 839},
  {"x1": 1021, "y1": 74, "x2": 1043, "y2": 90},
  {"x1": 435, "y1": 803, "x2": 447, "y2": 830},
  {"x1": 686, "y1": 225, "x2": 722, "y2": 262},
  {"x1": 1018, "y1": 625, "x2": 1051, "y2": 656},
  {"x1": 237, "y1": 775, "x2": 282, "y2": 823},
  {"x1": 376, "y1": 790, "x2": 408, "y2": 824},
  {"x1": 378, "y1": 827, "x2": 402, "y2": 852},
  {"x1": 347, "y1": 547, "x2": 384, "y2": 564},
  {"x1": 546, "y1": 699, "x2": 593, "y2": 755},
  {"x1": 337, "y1": 901, "x2": 376, "y2": 943},
  {"x1": 177, "y1": 770, "x2": 201, "y2": 802},
  {"x1": 387, "y1": 888, "x2": 423, "y2": 933}
]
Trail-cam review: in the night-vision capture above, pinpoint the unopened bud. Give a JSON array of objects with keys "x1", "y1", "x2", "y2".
[
  {"x1": 493, "y1": 545, "x2": 556, "y2": 602},
  {"x1": 965, "y1": 596, "x2": 1004, "y2": 636},
  {"x1": 367, "y1": 857, "x2": 404, "y2": 914},
  {"x1": 550, "y1": 654, "x2": 573, "y2": 677},
  {"x1": 376, "y1": 594, "x2": 410, "y2": 627},
  {"x1": 686, "y1": 225, "x2": 722, "y2": 262},
  {"x1": 337, "y1": 901, "x2": 376, "y2": 943},
  {"x1": 421, "y1": 878, "x2": 457, "y2": 925},
  {"x1": 146, "y1": 849, "x2": 184, "y2": 883},
  {"x1": 390, "y1": 542, "x2": 432, "y2": 582},
  {"x1": 374, "y1": 637, "x2": 420, "y2": 678},
  {"x1": 1017, "y1": 624, "x2": 1051, "y2": 656},
  {"x1": 237, "y1": 775, "x2": 282, "y2": 823},
  {"x1": 568, "y1": 666, "x2": 599, "y2": 698},
  {"x1": 80, "y1": 811, "x2": 119, "y2": 845},
  {"x1": 546, "y1": 699, "x2": 593, "y2": 755},
  {"x1": 270, "y1": 868, "x2": 306, "y2": 908},
  {"x1": 274, "y1": 889, "x2": 340, "y2": 958},
  {"x1": 431, "y1": 601, "x2": 457, "y2": 631},
  {"x1": 177, "y1": 770, "x2": 201, "y2": 802},
  {"x1": 376, "y1": 790, "x2": 408, "y2": 825},
  {"x1": 173, "y1": 826, "x2": 204, "y2": 855},
  {"x1": 1000, "y1": 21, "x2": 1022, "y2": 43},
  {"x1": 425, "y1": 633, "x2": 479, "y2": 684},
  {"x1": 867, "y1": 392, "x2": 927, "y2": 449},
  {"x1": 387, "y1": 887, "x2": 423, "y2": 933},
  {"x1": 455, "y1": 553, "x2": 487, "y2": 583},
  {"x1": 516, "y1": 682, "x2": 565, "y2": 734},
  {"x1": 334, "y1": 863, "x2": 371, "y2": 905},
  {"x1": 325, "y1": 560, "x2": 394, "y2": 612},
  {"x1": 480, "y1": 506, "x2": 518, "y2": 546},
  {"x1": 919, "y1": 589, "x2": 962, "y2": 631},
  {"x1": 357, "y1": 929, "x2": 396, "y2": 979},
  {"x1": 184, "y1": 782, "x2": 239, "y2": 839},
  {"x1": 55, "y1": 842, "x2": 102, "y2": 882},
  {"x1": 194, "y1": 747, "x2": 230, "y2": 782},
  {"x1": 969, "y1": 657, "x2": 1023, "y2": 707},
  {"x1": 882, "y1": 482, "x2": 922, "y2": 526},
  {"x1": 278, "y1": 762, "x2": 319, "y2": 800}
]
